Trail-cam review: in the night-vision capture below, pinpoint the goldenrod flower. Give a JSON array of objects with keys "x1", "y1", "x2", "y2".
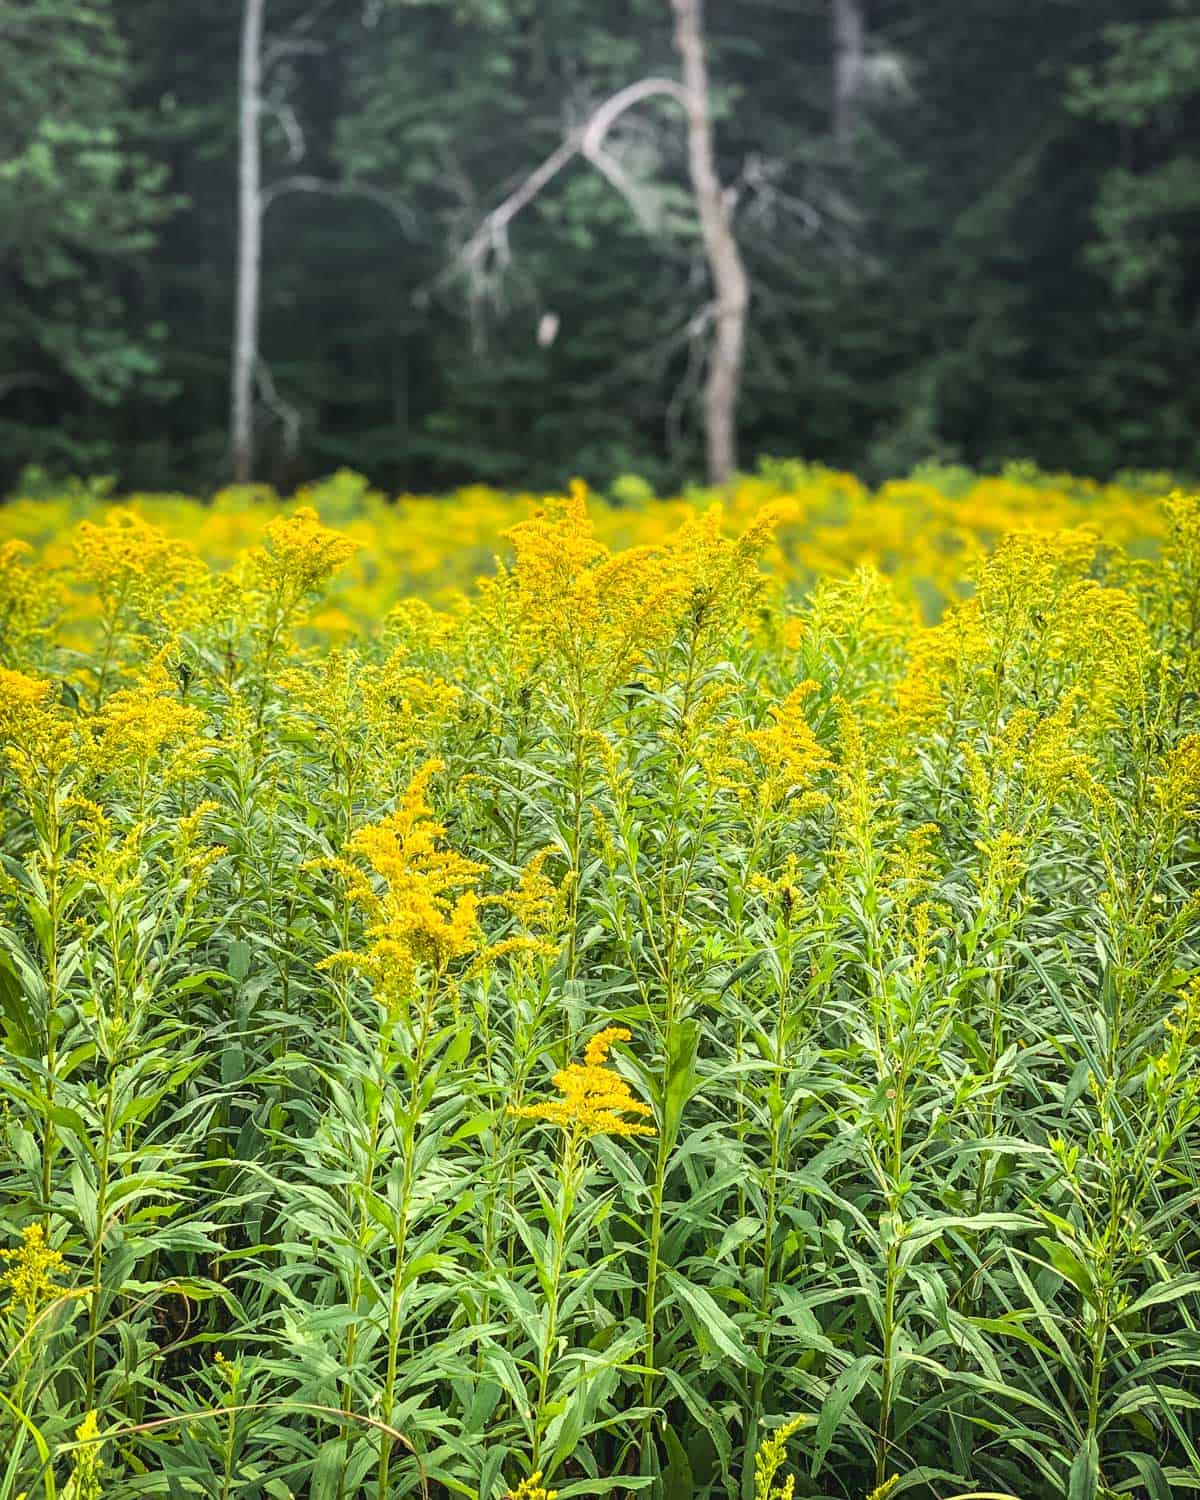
[
  {"x1": 511, "y1": 1026, "x2": 654, "y2": 1138},
  {"x1": 503, "y1": 483, "x2": 687, "y2": 689},
  {"x1": 63, "y1": 1410, "x2": 104, "y2": 1500},
  {"x1": 252, "y1": 506, "x2": 358, "y2": 604},
  {"x1": 89, "y1": 650, "x2": 206, "y2": 783},
  {"x1": 0, "y1": 537, "x2": 57, "y2": 652},
  {"x1": 752, "y1": 1415, "x2": 807, "y2": 1500},
  {"x1": 743, "y1": 680, "x2": 830, "y2": 808},
  {"x1": 74, "y1": 509, "x2": 202, "y2": 616},
  {"x1": 502, "y1": 1472, "x2": 557, "y2": 1500},
  {"x1": 0, "y1": 1223, "x2": 68, "y2": 1324},
  {"x1": 484, "y1": 847, "x2": 572, "y2": 943},
  {"x1": 323, "y1": 762, "x2": 489, "y2": 1006},
  {"x1": 0, "y1": 665, "x2": 78, "y2": 791}
]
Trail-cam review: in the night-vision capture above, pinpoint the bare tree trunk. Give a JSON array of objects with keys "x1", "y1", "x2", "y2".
[
  {"x1": 669, "y1": 0, "x2": 748, "y2": 486},
  {"x1": 232, "y1": 0, "x2": 265, "y2": 483},
  {"x1": 832, "y1": 0, "x2": 866, "y2": 147}
]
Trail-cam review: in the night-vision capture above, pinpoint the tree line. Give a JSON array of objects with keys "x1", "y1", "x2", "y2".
[{"x1": 1, "y1": 0, "x2": 1197, "y2": 491}]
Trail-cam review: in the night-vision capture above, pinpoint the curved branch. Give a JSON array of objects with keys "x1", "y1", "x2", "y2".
[
  {"x1": 261, "y1": 174, "x2": 418, "y2": 235},
  {"x1": 0, "y1": 371, "x2": 52, "y2": 401},
  {"x1": 254, "y1": 357, "x2": 300, "y2": 459},
  {"x1": 438, "y1": 75, "x2": 688, "y2": 288}
]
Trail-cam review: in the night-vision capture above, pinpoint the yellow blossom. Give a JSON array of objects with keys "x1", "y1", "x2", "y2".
[
  {"x1": 74, "y1": 509, "x2": 201, "y2": 616},
  {"x1": 743, "y1": 681, "x2": 830, "y2": 808},
  {"x1": 485, "y1": 846, "x2": 571, "y2": 943},
  {"x1": 502, "y1": 1473, "x2": 557, "y2": 1500},
  {"x1": 753, "y1": 1415, "x2": 807, "y2": 1500},
  {"x1": 89, "y1": 650, "x2": 207, "y2": 785},
  {"x1": 0, "y1": 665, "x2": 79, "y2": 790},
  {"x1": 323, "y1": 762, "x2": 485, "y2": 1004},
  {"x1": 0, "y1": 1223, "x2": 69, "y2": 1324},
  {"x1": 511, "y1": 1025, "x2": 654, "y2": 1138},
  {"x1": 63, "y1": 1410, "x2": 104, "y2": 1500},
  {"x1": 503, "y1": 482, "x2": 687, "y2": 690},
  {"x1": 252, "y1": 506, "x2": 359, "y2": 605},
  {"x1": 0, "y1": 538, "x2": 58, "y2": 655}
]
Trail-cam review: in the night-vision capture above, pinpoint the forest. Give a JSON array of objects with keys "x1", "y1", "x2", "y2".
[{"x1": 1, "y1": 0, "x2": 1198, "y2": 492}]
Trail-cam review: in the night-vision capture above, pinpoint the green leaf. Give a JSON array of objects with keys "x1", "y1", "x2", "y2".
[
  {"x1": 812, "y1": 1355, "x2": 877, "y2": 1477},
  {"x1": 479, "y1": 1446, "x2": 508, "y2": 1500},
  {"x1": 1125, "y1": 1273, "x2": 1200, "y2": 1316},
  {"x1": 1068, "y1": 1431, "x2": 1098, "y2": 1500},
  {"x1": 1126, "y1": 1452, "x2": 1173, "y2": 1500},
  {"x1": 661, "y1": 1018, "x2": 700, "y2": 1152},
  {"x1": 664, "y1": 1269, "x2": 761, "y2": 1372},
  {"x1": 662, "y1": 1423, "x2": 694, "y2": 1500},
  {"x1": 1034, "y1": 1236, "x2": 1098, "y2": 1308},
  {"x1": 310, "y1": 1439, "x2": 349, "y2": 1500}
]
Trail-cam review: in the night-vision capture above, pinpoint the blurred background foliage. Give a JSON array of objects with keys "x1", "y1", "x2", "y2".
[{"x1": 0, "y1": 0, "x2": 1197, "y2": 491}]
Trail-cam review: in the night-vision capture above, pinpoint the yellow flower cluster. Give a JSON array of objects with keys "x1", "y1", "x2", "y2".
[
  {"x1": 752, "y1": 1415, "x2": 807, "y2": 1500},
  {"x1": 0, "y1": 1223, "x2": 68, "y2": 1324},
  {"x1": 1156, "y1": 734, "x2": 1200, "y2": 815},
  {"x1": 894, "y1": 526, "x2": 1147, "y2": 744},
  {"x1": 511, "y1": 1025, "x2": 654, "y2": 1138},
  {"x1": 503, "y1": 484, "x2": 687, "y2": 691},
  {"x1": 0, "y1": 665, "x2": 76, "y2": 791},
  {"x1": 90, "y1": 651, "x2": 206, "y2": 783},
  {"x1": 0, "y1": 538, "x2": 56, "y2": 654},
  {"x1": 252, "y1": 505, "x2": 359, "y2": 605},
  {"x1": 74, "y1": 508, "x2": 202, "y2": 615},
  {"x1": 502, "y1": 1473, "x2": 557, "y2": 1500},
  {"x1": 743, "y1": 681, "x2": 830, "y2": 809},
  {"x1": 325, "y1": 761, "x2": 486, "y2": 1000},
  {"x1": 63, "y1": 1410, "x2": 104, "y2": 1500},
  {"x1": 486, "y1": 847, "x2": 571, "y2": 942}
]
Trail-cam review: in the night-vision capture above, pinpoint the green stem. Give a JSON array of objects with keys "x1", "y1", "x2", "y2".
[
  {"x1": 86, "y1": 1069, "x2": 118, "y2": 1410},
  {"x1": 877, "y1": 1236, "x2": 900, "y2": 1488}
]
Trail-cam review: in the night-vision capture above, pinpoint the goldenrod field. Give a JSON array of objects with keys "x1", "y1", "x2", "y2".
[{"x1": 1, "y1": 467, "x2": 1199, "y2": 1500}]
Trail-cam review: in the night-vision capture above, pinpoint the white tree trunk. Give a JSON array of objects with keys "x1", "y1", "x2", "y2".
[
  {"x1": 669, "y1": 0, "x2": 748, "y2": 486},
  {"x1": 832, "y1": 0, "x2": 866, "y2": 147},
  {"x1": 232, "y1": 0, "x2": 265, "y2": 483}
]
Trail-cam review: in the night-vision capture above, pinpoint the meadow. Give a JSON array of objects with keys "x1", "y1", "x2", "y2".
[{"x1": 1, "y1": 463, "x2": 1199, "y2": 1500}]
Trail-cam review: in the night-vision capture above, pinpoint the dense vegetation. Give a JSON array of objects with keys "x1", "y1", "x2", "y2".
[
  {"x1": 2, "y1": 0, "x2": 1199, "y2": 489},
  {"x1": 2, "y1": 470, "x2": 1200, "y2": 1499}
]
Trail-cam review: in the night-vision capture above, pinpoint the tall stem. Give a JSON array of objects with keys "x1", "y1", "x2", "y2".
[
  {"x1": 232, "y1": 0, "x2": 265, "y2": 482},
  {"x1": 86, "y1": 1068, "x2": 118, "y2": 1410}
]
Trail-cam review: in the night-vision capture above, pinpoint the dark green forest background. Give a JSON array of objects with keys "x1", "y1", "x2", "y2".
[{"x1": 2, "y1": 0, "x2": 1197, "y2": 493}]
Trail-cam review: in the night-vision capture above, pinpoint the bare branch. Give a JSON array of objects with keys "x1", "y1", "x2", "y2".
[
  {"x1": 0, "y1": 371, "x2": 52, "y2": 400},
  {"x1": 262, "y1": 36, "x2": 326, "y2": 73},
  {"x1": 666, "y1": 302, "x2": 713, "y2": 460},
  {"x1": 261, "y1": 174, "x2": 418, "y2": 235},
  {"x1": 262, "y1": 95, "x2": 306, "y2": 162},
  {"x1": 577, "y1": 76, "x2": 687, "y2": 155},
  {"x1": 437, "y1": 76, "x2": 687, "y2": 292},
  {"x1": 254, "y1": 358, "x2": 301, "y2": 460}
]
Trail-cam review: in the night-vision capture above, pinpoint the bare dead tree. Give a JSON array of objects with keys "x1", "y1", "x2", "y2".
[
  {"x1": 669, "y1": 0, "x2": 748, "y2": 485},
  {"x1": 232, "y1": 0, "x2": 265, "y2": 483},
  {"x1": 832, "y1": 0, "x2": 867, "y2": 147},
  {"x1": 441, "y1": 76, "x2": 687, "y2": 292},
  {"x1": 232, "y1": 1, "x2": 413, "y2": 483},
  {"x1": 441, "y1": 1, "x2": 749, "y2": 485}
]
